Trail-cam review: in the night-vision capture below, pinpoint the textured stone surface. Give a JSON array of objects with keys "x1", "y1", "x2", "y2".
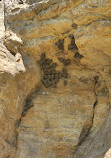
[{"x1": 0, "y1": 0, "x2": 111, "y2": 157}]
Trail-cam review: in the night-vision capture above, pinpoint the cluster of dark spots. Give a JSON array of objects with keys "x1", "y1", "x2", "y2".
[
  {"x1": 58, "y1": 57, "x2": 71, "y2": 66},
  {"x1": 68, "y1": 34, "x2": 78, "y2": 51},
  {"x1": 39, "y1": 53, "x2": 61, "y2": 88},
  {"x1": 74, "y1": 52, "x2": 84, "y2": 59},
  {"x1": 39, "y1": 53, "x2": 70, "y2": 88},
  {"x1": 55, "y1": 39, "x2": 64, "y2": 51},
  {"x1": 61, "y1": 68, "x2": 68, "y2": 79},
  {"x1": 42, "y1": 72, "x2": 61, "y2": 88},
  {"x1": 71, "y1": 23, "x2": 77, "y2": 29}
]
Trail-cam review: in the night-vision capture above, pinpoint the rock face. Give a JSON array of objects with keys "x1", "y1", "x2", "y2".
[{"x1": 0, "y1": 0, "x2": 111, "y2": 157}]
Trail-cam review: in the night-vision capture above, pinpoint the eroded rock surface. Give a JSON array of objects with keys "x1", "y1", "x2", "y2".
[{"x1": 0, "y1": 0, "x2": 111, "y2": 157}]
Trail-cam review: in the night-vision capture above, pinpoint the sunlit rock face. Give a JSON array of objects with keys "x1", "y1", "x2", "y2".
[{"x1": 0, "y1": 0, "x2": 111, "y2": 157}]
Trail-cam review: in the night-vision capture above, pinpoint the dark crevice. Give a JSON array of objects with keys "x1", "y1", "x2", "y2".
[
  {"x1": 93, "y1": 100, "x2": 98, "y2": 109},
  {"x1": 93, "y1": 76, "x2": 99, "y2": 109},
  {"x1": 14, "y1": 86, "x2": 42, "y2": 152},
  {"x1": 73, "y1": 73, "x2": 111, "y2": 158},
  {"x1": 14, "y1": 120, "x2": 21, "y2": 150},
  {"x1": 77, "y1": 123, "x2": 92, "y2": 147},
  {"x1": 21, "y1": 87, "x2": 41, "y2": 118},
  {"x1": 13, "y1": 119, "x2": 21, "y2": 151},
  {"x1": 75, "y1": 76, "x2": 99, "y2": 149},
  {"x1": 21, "y1": 97, "x2": 34, "y2": 117},
  {"x1": 14, "y1": 118, "x2": 22, "y2": 129},
  {"x1": 10, "y1": 50, "x2": 16, "y2": 56}
]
